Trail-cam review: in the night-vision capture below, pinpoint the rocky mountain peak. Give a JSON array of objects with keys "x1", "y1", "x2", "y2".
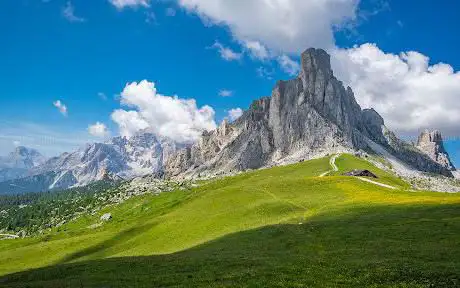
[
  {"x1": 416, "y1": 130, "x2": 455, "y2": 170},
  {"x1": 417, "y1": 130, "x2": 443, "y2": 145},
  {"x1": 163, "y1": 47, "x2": 456, "y2": 179},
  {"x1": 3, "y1": 146, "x2": 46, "y2": 169},
  {"x1": 299, "y1": 48, "x2": 333, "y2": 80},
  {"x1": 2, "y1": 48, "x2": 457, "y2": 194},
  {"x1": 11, "y1": 146, "x2": 42, "y2": 159}
]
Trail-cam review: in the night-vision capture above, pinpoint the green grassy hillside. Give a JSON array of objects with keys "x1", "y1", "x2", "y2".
[{"x1": 0, "y1": 155, "x2": 459, "y2": 287}]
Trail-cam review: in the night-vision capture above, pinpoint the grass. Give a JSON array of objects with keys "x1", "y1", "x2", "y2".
[
  {"x1": 331, "y1": 154, "x2": 410, "y2": 189},
  {"x1": 0, "y1": 155, "x2": 459, "y2": 287}
]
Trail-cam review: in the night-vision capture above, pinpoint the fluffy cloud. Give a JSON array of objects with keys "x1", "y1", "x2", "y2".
[
  {"x1": 242, "y1": 40, "x2": 269, "y2": 60},
  {"x1": 227, "y1": 108, "x2": 243, "y2": 121},
  {"x1": 277, "y1": 54, "x2": 300, "y2": 76},
  {"x1": 109, "y1": 0, "x2": 150, "y2": 9},
  {"x1": 179, "y1": 0, "x2": 358, "y2": 77},
  {"x1": 53, "y1": 100, "x2": 68, "y2": 116},
  {"x1": 62, "y1": 1, "x2": 85, "y2": 23},
  {"x1": 331, "y1": 43, "x2": 460, "y2": 136},
  {"x1": 111, "y1": 80, "x2": 217, "y2": 142},
  {"x1": 218, "y1": 89, "x2": 233, "y2": 97},
  {"x1": 211, "y1": 41, "x2": 242, "y2": 61},
  {"x1": 111, "y1": 110, "x2": 149, "y2": 138},
  {"x1": 179, "y1": 1, "x2": 460, "y2": 136},
  {"x1": 88, "y1": 122, "x2": 110, "y2": 138},
  {"x1": 179, "y1": 0, "x2": 358, "y2": 54}
]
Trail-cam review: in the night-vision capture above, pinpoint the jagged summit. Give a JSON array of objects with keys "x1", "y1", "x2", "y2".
[
  {"x1": 13, "y1": 146, "x2": 40, "y2": 157},
  {"x1": 417, "y1": 130, "x2": 443, "y2": 146},
  {"x1": 164, "y1": 48, "x2": 455, "y2": 178},
  {"x1": 416, "y1": 130, "x2": 455, "y2": 171},
  {"x1": 0, "y1": 146, "x2": 46, "y2": 170},
  {"x1": 299, "y1": 48, "x2": 333, "y2": 79}
]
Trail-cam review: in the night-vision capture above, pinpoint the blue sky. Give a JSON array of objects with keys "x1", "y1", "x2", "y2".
[{"x1": 1, "y1": 0, "x2": 460, "y2": 166}]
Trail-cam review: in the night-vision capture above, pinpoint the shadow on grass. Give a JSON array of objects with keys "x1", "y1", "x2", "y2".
[
  {"x1": 57, "y1": 222, "x2": 157, "y2": 264},
  {"x1": 1, "y1": 204, "x2": 460, "y2": 287}
]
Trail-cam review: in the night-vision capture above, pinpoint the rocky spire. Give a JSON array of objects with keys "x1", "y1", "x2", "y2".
[
  {"x1": 299, "y1": 48, "x2": 333, "y2": 80},
  {"x1": 416, "y1": 130, "x2": 455, "y2": 170},
  {"x1": 164, "y1": 48, "x2": 456, "y2": 179}
]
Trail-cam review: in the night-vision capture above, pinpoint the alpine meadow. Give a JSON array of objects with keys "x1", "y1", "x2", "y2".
[{"x1": 2, "y1": 1, "x2": 460, "y2": 287}]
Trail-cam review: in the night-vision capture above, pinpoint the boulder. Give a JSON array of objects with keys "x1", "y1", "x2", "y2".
[{"x1": 100, "y1": 213, "x2": 112, "y2": 221}]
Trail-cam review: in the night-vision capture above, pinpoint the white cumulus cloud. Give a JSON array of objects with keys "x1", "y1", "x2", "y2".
[
  {"x1": 211, "y1": 41, "x2": 242, "y2": 61},
  {"x1": 331, "y1": 43, "x2": 460, "y2": 136},
  {"x1": 242, "y1": 40, "x2": 270, "y2": 60},
  {"x1": 53, "y1": 100, "x2": 68, "y2": 116},
  {"x1": 179, "y1": 1, "x2": 460, "y2": 136},
  {"x1": 111, "y1": 110, "x2": 149, "y2": 138},
  {"x1": 179, "y1": 0, "x2": 358, "y2": 54},
  {"x1": 227, "y1": 108, "x2": 243, "y2": 121},
  {"x1": 109, "y1": 0, "x2": 150, "y2": 9},
  {"x1": 277, "y1": 54, "x2": 300, "y2": 76},
  {"x1": 179, "y1": 0, "x2": 358, "y2": 77},
  {"x1": 111, "y1": 80, "x2": 217, "y2": 142},
  {"x1": 88, "y1": 122, "x2": 110, "y2": 138}
]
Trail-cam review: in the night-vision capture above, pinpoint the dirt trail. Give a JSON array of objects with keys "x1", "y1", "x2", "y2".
[
  {"x1": 356, "y1": 177, "x2": 396, "y2": 190},
  {"x1": 319, "y1": 154, "x2": 339, "y2": 177},
  {"x1": 320, "y1": 154, "x2": 397, "y2": 190}
]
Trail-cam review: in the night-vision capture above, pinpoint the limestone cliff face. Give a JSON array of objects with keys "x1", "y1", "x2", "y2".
[
  {"x1": 416, "y1": 130, "x2": 455, "y2": 171},
  {"x1": 165, "y1": 48, "x2": 455, "y2": 178},
  {"x1": 269, "y1": 48, "x2": 362, "y2": 157},
  {"x1": 165, "y1": 48, "x2": 358, "y2": 177}
]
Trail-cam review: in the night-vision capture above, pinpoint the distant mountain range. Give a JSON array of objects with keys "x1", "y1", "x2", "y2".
[
  {"x1": 0, "y1": 146, "x2": 47, "y2": 183},
  {"x1": 0, "y1": 48, "x2": 456, "y2": 195},
  {"x1": 0, "y1": 134, "x2": 184, "y2": 194}
]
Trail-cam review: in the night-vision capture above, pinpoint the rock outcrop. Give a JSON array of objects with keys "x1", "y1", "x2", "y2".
[
  {"x1": 416, "y1": 130, "x2": 455, "y2": 171},
  {"x1": 100, "y1": 213, "x2": 112, "y2": 221},
  {"x1": 165, "y1": 49, "x2": 361, "y2": 177},
  {"x1": 165, "y1": 48, "x2": 454, "y2": 179}
]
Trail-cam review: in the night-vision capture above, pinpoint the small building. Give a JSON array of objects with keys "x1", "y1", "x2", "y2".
[{"x1": 342, "y1": 169, "x2": 378, "y2": 178}]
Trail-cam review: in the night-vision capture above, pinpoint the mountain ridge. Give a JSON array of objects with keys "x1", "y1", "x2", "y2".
[
  {"x1": 0, "y1": 146, "x2": 47, "y2": 183},
  {"x1": 164, "y1": 48, "x2": 455, "y2": 179},
  {"x1": 0, "y1": 135, "x2": 184, "y2": 194},
  {"x1": 0, "y1": 48, "x2": 456, "y2": 194}
]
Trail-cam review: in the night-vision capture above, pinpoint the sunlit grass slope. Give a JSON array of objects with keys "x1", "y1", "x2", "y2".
[
  {"x1": 331, "y1": 153, "x2": 410, "y2": 188},
  {"x1": 1, "y1": 155, "x2": 459, "y2": 287}
]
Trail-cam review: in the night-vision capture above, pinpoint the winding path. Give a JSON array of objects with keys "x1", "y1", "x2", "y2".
[
  {"x1": 319, "y1": 154, "x2": 339, "y2": 177},
  {"x1": 320, "y1": 154, "x2": 397, "y2": 190},
  {"x1": 356, "y1": 177, "x2": 396, "y2": 190}
]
